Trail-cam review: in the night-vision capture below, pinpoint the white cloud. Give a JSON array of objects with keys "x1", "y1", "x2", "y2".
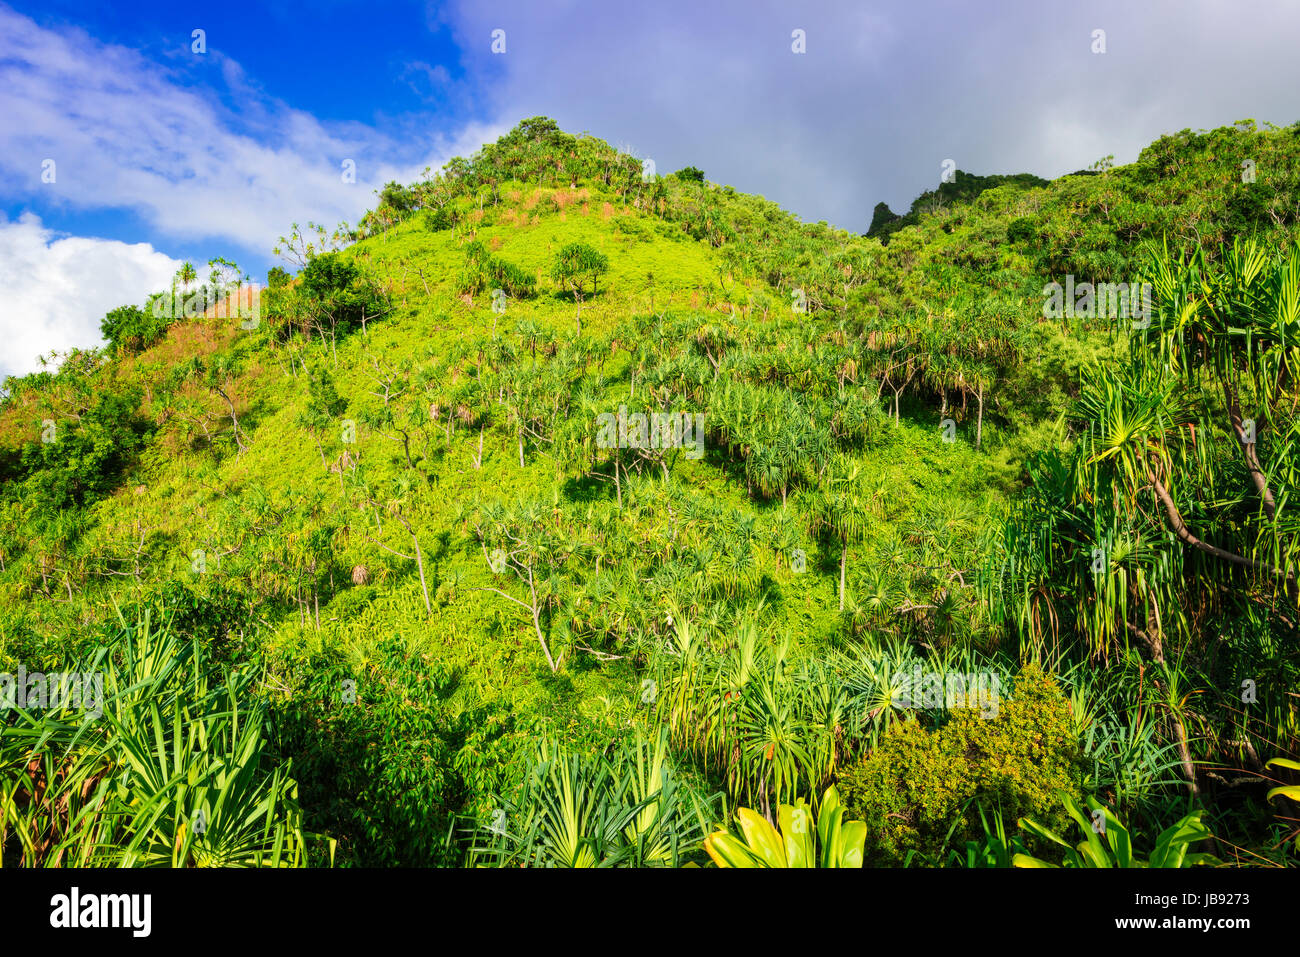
[
  {"x1": 0, "y1": 5, "x2": 506, "y2": 253},
  {"x1": 0, "y1": 5, "x2": 509, "y2": 373},
  {"x1": 0, "y1": 213, "x2": 182, "y2": 380}
]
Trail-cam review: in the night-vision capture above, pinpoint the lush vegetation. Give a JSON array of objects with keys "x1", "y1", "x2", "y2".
[{"x1": 1, "y1": 116, "x2": 1297, "y2": 868}]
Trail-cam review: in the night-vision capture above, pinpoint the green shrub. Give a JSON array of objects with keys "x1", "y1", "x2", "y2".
[
  {"x1": 1006, "y1": 217, "x2": 1038, "y2": 245},
  {"x1": 118, "y1": 580, "x2": 251, "y2": 659},
  {"x1": 19, "y1": 389, "x2": 146, "y2": 509},
  {"x1": 300, "y1": 252, "x2": 359, "y2": 300},
  {"x1": 378, "y1": 180, "x2": 417, "y2": 215},
  {"x1": 836, "y1": 666, "x2": 1082, "y2": 864},
  {"x1": 491, "y1": 258, "x2": 537, "y2": 298},
  {"x1": 296, "y1": 252, "x2": 385, "y2": 334},
  {"x1": 424, "y1": 205, "x2": 457, "y2": 231},
  {"x1": 100, "y1": 303, "x2": 170, "y2": 354},
  {"x1": 269, "y1": 638, "x2": 469, "y2": 866},
  {"x1": 456, "y1": 241, "x2": 536, "y2": 298},
  {"x1": 612, "y1": 216, "x2": 648, "y2": 240}
]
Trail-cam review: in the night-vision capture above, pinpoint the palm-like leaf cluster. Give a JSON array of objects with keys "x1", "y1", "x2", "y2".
[
  {"x1": 467, "y1": 731, "x2": 710, "y2": 868},
  {"x1": 1, "y1": 611, "x2": 306, "y2": 867}
]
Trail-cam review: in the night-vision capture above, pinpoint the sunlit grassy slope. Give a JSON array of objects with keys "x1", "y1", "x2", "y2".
[{"x1": 0, "y1": 180, "x2": 1001, "y2": 721}]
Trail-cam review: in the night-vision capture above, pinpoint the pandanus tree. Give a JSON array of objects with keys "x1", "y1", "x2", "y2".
[
  {"x1": 1142, "y1": 238, "x2": 1298, "y2": 574},
  {"x1": 469, "y1": 732, "x2": 705, "y2": 868},
  {"x1": 983, "y1": 238, "x2": 1300, "y2": 788},
  {"x1": 177, "y1": 261, "x2": 197, "y2": 295},
  {"x1": 298, "y1": 365, "x2": 346, "y2": 466},
  {"x1": 471, "y1": 500, "x2": 577, "y2": 672},
  {"x1": 0, "y1": 612, "x2": 307, "y2": 867},
  {"x1": 814, "y1": 458, "x2": 875, "y2": 612},
  {"x1": 355, "y1": 474, "x2": 434, "y2": 617},
  {"x1": 551, "y1": 243, "x2": 609, "y2": 336},
  {"x1": 1130, "y1": 238, "x2": 1299, "y2": 605},
  {"x1": 990, "y1": 238, "x2": 1300, "y2": 655},
  {"x1": 502, "y1": 363, "x2": 544, "y2": 468}
]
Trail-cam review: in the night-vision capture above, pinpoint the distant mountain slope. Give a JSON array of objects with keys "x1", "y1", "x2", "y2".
[{"x1": 867, "y1": 170, "x2": 1051, "y2": 242}]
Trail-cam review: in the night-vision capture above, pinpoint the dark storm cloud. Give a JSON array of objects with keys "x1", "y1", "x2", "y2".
[{"x1": 438, "y1": 0, "x2": 1300, "y2": 230}]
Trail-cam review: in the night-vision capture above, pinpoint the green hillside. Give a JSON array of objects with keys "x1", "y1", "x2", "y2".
[{"x1": 2, "y1": 116, "x2": 1297, "y2": 868}]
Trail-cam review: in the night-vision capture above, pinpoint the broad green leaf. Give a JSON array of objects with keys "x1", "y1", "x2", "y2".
[{"x1": 735, "y1": 808, "x2": 786, "y2": 867}]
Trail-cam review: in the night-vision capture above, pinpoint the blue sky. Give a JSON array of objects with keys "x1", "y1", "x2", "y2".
[
  {"x1": 19, "y1": 0, "x2": 475, "y2": 123},
  {"x1": 3, "y1": 0, "x2": 492, "y2": 272},
  {"x1": 3, "y1": 0, "x2": 1300, "y2": 379}
]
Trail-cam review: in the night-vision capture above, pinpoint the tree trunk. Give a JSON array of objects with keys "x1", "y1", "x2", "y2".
[
  {"x1": 839, "y1": 543, "x2": 847, "y2": 612},
  {"x1": 1150, "y1": 469, "x2": 1293, "y2": 580},
  {"x1": 390, "y1": 511, "x2": 433, "y2": 616},
  {"x1": 1224, "y1": 378, "x2": 1281, "y2": 522},
  {"x1": 527, "y1": 568, "x2": 558, "y2": 672},
  {"x1": 1172, "y1": 712, "x2": 1200, "y2": 799},
  {"x1": 975, "y1": 386, "x2": 984, "y2": 451},
  {"x1": 412, "y1": 534, "x2": 431, "y2": 615}
]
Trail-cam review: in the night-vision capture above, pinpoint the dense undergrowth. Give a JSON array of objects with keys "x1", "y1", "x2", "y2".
[{"x1": 1, "y1": 116, "x2": 1297, "y2": 868}]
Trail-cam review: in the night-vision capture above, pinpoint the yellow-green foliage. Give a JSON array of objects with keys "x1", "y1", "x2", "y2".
[
  {"x1": 836, "y1": 666, "x2": 1081, "y2": 864},
  {"x1": 4, "y1": 117, "x2": 1298, "y2": 866}
]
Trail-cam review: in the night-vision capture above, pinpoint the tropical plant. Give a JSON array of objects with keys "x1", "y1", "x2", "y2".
[
  {"x1": 1014, "y1": 791, "x2": 1218, "y2": 868},
  {"x1": 702, "y1": 785, "x2": 866, "y2": 868},
  {"x1": 0, "y1": 609, "x2": 307, "y2": 867},
  {"x1": 836, "y1": 667, "x2": 1080, "y2": 864},
  {"x1": 944, "y1": 804, "x2": 1022, "y2": 868},
  {"x1": 1265, "y1": 757, "x2": 1300, "y2": 802},
  {"x1": 813, "y1": 458, "x2": 877, "y2": 612},
  {"x1": 468, "y1": 731, "x2": 709, "y2": 868},
  {"x1": 551, "y1": 242, "x2": 609, "y2": 335}
]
